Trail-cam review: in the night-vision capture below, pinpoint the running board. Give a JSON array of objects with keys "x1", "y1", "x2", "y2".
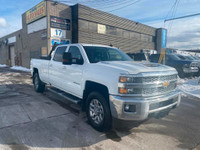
[{"x1": 47, "y1": 87, "x2": 82, "y2": 104}]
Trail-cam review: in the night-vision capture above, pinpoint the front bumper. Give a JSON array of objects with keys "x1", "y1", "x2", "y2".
[{"x1": 109, "y1": 90, "x2": 181, "y2": 120}]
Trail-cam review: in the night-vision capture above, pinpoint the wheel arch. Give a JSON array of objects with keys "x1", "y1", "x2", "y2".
[{"x1": 82, "y1": 80, "x2": 110, "y2": 111}]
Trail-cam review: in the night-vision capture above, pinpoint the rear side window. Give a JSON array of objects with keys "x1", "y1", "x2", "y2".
[{"x1": 53, "y1": 46, "x2": 67, "y2": 62}]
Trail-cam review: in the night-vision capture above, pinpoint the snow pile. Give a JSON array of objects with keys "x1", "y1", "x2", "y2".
[
  {"x1": 10, "y1": 66, "x2": 31, "y2": 72},
  {"x1": 178, "y1": 77, "x2": 200, "y2": 98},
  {"x1": 0, "y1": 64, "x2": 7, "y2": 67}
]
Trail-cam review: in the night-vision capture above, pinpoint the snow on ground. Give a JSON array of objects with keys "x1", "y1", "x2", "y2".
[
  {"x1": 178, "y1": 77, "x2": 200, "y2": 98},
  {"x1": 0, "y1": 64, "x2": 7, "y2": 67},
  {"x1": 10, "y1": 66, "x2": 31, "y2": 72}
]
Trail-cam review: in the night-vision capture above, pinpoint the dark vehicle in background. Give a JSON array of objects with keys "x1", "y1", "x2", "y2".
[
  {"x1": 150, "y1": 54, "x2": 199, "y2": 78},
  {"x1": 176, "y1": 54, "x2": 200, "y2": 77},
  {"x1": 127, "y1": 53, "x2": 149, "y2": 61}
]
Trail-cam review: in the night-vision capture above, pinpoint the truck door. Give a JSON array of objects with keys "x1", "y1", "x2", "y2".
[
  {"x1": 61, "y1": 45, "x2": 84, "y2": 98},
  {"x1": 49, "y1": 46, "x2": 67, "y2": 89}
]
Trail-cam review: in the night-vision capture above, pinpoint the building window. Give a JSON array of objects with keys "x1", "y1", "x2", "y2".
[
  {"x1": 89, "y1": 22, "x2": 97, "y2": 32},
  {"x1": 106, "y1": 26, "x2": 117, "y2": 35},
  {"x1": 79, "y1": 20, "x2": 88, "y2": 30}
]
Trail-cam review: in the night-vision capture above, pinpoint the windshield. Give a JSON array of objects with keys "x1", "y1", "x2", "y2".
[
  {"x1": 83, "y1": 46, "x2": 132, "y2": 63},
  {"x1": 169, "y1": 55, "x2": 181, "y2": 60},
  {"x1": 176, "y1": 55, "x2": 186, "y2": 60}
]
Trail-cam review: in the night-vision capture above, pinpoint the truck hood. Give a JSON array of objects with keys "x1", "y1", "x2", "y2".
[{"x1": 97, "y1": 61, "x2": 176, "y2": 74}]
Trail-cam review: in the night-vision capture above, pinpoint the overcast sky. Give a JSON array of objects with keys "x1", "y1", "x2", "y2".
[{"x1": 0, "y1": 0, "x2": 199, "y2": 50}]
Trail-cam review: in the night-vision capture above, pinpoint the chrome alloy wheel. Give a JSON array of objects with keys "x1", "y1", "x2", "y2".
[{"x1": 89, "y1": 99, "x2": 104, "y2": 125}]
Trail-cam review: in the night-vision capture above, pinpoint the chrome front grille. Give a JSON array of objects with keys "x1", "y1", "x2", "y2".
[
  {"x1": 119, "y1": 71, "x2": 178, "y2": 97},
  {"x1": 132, "y1": 74, "x2": 177, "y2": 83},
  {"x1": 133, "y1": 82, "x2": 176, "y2": 95}
]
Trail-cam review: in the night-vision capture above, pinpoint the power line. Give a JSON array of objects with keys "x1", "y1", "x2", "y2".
[
  {"x1": 164, "y1": 12, "x2": 200, "y2": 22},
  {"x1": 167, "y1": 0, "x2": 180, "y2": 48},
  {"x1": 164, "y1": 0, "x2": 177, "y2": 22}
]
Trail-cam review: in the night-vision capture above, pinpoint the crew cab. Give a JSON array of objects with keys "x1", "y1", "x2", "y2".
[
  {"x1": 31, "y1": 44, "x2": 181, "y2": 131},
  {"x1": 150, "y1": 54, "x2": 199, "y2": 78}
]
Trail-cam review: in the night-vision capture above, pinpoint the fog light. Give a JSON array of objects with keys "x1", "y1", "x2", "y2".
[
  {"x1": 124, "y1": 104, "x2": 136, "y2": 112},
  {"x1": 124, "y1": 104, "x2": 130, "y2": 111}
]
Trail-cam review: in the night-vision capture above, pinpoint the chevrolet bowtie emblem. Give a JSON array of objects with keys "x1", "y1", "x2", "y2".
[{"x1": 163, "y1": 81, "x2": 169, "y2": 87}]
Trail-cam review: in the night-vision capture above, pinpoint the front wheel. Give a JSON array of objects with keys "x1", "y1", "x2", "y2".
[
  {"x1": 33, "y1": 72, "x2": 45, "y2": 93},
  {"x1": 86, "y1": 92, "x2": 112, "y2": 132}
]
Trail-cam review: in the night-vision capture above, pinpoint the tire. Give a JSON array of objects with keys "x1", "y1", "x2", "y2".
[
  {"x1": 86, "y1": 91, "x2": 112, "y2": 132},
  {"x1": 33, "y1": 72, "x2": 45, "y2": 93}
]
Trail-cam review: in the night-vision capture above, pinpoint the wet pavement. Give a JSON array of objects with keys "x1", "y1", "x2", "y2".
[{"x1": 0, "y1": 67, "x2": 200, "y2": 150}]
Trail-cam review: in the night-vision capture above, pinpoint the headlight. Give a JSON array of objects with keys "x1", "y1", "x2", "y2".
[
  {"x1": 119, "y1": 76, "x2": 133, "y2": 83},
  {"x1": 119, "y1": 87, "x2": 135, "y2": 94}
]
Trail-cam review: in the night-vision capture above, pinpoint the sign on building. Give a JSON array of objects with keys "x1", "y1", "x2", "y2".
[
  {"x1": 161, "y1": 29, "x2": 167, "y2": 48},
  {"x1": 50, "y1": 16, "x2": 70, "y2": 30},
  {"x1": 98, "y1": 24, "x2": 106, "y2": 34},
  {"x1": 51, "y1": 28, "x2": 66, "y2": 38},
  {"x1": 51, "y1": 38, "x2": 70, "y2": 47},
  {"x1": 27, "y1": 17, "x2": 47, "y2": 34},
  {"x1": 26, "y1": 1, "x2": 46, "y2": 24}
]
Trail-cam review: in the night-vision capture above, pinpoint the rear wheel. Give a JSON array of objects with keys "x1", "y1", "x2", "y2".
[
  {"x1": 33, "y1": 72, "x2": 45, "y2": 93},
  {"x1": 86, "y1": 92, "x2": 112, "y2": 132}
]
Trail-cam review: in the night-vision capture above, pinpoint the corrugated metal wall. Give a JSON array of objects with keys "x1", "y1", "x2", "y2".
[{"x1": 72, "y1": 4, "x2": 156, "y2": 52}]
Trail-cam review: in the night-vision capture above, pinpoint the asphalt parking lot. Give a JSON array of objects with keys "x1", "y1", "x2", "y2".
[{"x1": 0, "y1": 67, "x2": 200, "y2": 150}]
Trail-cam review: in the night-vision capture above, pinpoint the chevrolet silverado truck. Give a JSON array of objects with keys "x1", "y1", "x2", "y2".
[{"x1": 31, "y1": 44, "x2": 181, "y2": 131}]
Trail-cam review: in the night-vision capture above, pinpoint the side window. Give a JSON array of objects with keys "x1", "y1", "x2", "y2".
[
  {"x1": 53, "y1": 46, "x2": 67, "y2": 62},
  {"x1": 68, "y1": 46, "x2": 84, "y2": 64}
]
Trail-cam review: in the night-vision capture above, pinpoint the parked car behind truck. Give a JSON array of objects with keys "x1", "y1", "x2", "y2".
[
  {"x1": 150, "y1": 54, "x2": 199, "y2": 78},
  {"x1": 31, "y1": 44, "x2": 181, "y2": 131},
  {"x1": 176, "y1": 54, "x2": 200, "y2": 77}
]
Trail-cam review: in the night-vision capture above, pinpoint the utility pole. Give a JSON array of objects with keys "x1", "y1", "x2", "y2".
[{"x1": 164, "y1": 13, "x2": 200, "y2": 22}]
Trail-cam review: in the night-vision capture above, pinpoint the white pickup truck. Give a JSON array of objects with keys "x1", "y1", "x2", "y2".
[{"x1": 31, "y1": 44, "x2": 181, "y2": 131}]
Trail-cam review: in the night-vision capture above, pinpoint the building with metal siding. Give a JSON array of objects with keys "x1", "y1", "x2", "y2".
[
  {"x1": 72, "y1": 4, "x2": 156, "y2": 52},
  {"x1": 0, "y1": 0, "x2": 165, "y2": 68}
]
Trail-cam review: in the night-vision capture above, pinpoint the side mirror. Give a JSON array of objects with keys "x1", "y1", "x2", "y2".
[{"x1": 63, "y1": 52, "x2": 72, "y2": 65}]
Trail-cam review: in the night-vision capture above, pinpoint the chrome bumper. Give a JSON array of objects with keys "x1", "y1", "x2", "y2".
[{"x1": 109, "y1": 91, "x2": 181, "y2": 120}]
